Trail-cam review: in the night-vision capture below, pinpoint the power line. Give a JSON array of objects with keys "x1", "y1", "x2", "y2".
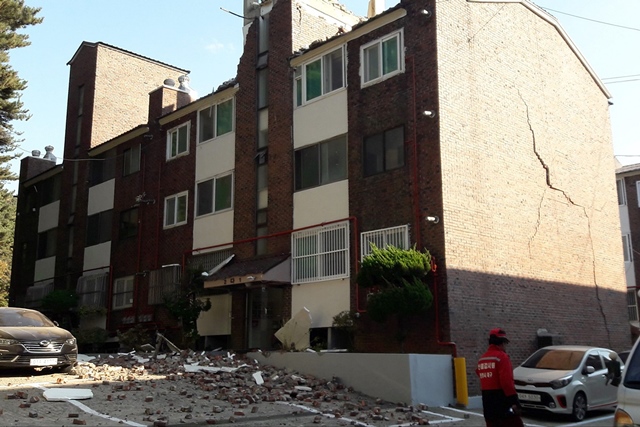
[{"x1": 539, "y1": 6, "x2": 640, "y2": 32}]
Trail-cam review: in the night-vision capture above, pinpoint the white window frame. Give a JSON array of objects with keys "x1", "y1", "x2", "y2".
[
  {"x1": 148, "y1": 265, "x2": 181, "y2": 305},
  {"x1": 292, "y1": 221, "x2": 350, "y2": 284},
  {"x1": 295, "y1": 46, "x2": 346, "y2": 107},
  {"x1": 113, "y1": 276, "x2": 134, "y2": 310},
  {"x1": 76, "y1": 272, "x2": 108, "y2": 308},
  {"x1": 623, "y1": 234, "x2": 634, "y2": 263},
  {"x1": 197, "y1": 98, "x2": 234, "y2": 144},
  {"x1": 360, "y1": 225, "x2": 410, "y2": 260},
  {"x1": 195, "y1": 172, "x2": 234, "y2": 217},
  {"x1": 361, "y1": 29, "x2": 404, "y2": 87},
  {"x1": 617, "y1": 178, "x2": 626, "y2": 205},
  {"x1": 166, "y1": 122, "x2": 190, "y2": 160},
  {"x1": 636, "y1": 180, "x2": 640, "y2": 208},
  {"x1": 164, "y1": 191, "x2": 188, "y2": 228}
]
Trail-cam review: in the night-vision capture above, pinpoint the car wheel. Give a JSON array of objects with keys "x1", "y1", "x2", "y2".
[{"x1": 571, "y1": 392, "x2": 587, "y2": 422}]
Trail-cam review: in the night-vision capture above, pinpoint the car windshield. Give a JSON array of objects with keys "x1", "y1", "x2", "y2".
[
  {"x1": 521, "y1": 349, "x2": 585, "y2": 370},
  {"x1": 0, "y1": 310, "x2": 55, "y2": 327}
]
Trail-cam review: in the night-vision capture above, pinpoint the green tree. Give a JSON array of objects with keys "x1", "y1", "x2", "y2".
[
  {"x1": 357, "y1": 245, "x2": 434, "y2": 351},
  {"x1": 163, "y1": 272, "x2": 211, "y2": 349},
  {"x1": 0, "y1": 1, "x2": 42, "y2": 305}
]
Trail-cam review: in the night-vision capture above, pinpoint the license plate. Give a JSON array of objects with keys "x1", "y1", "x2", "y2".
[
  {"x1": 30, "y1": 358, "x2": 57, "y2": 366},
  {"x1": 518, "y1": 392, "x2": 541, "y2": 402}
]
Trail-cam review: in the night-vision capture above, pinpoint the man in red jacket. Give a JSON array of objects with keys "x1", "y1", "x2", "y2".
[{"x1": 476, "y1": 328, "x2": 523, "y2": 427}]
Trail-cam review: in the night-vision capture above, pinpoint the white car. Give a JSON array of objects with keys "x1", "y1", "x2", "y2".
[
  {"x1": 513, "y1": 345, "x2": 620, "y2": 421},
  {"x1": 614, "y1": 340, "x2": 640, "y2": 426}
]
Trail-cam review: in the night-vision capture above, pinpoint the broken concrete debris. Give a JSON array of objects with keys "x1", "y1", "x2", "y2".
[{"x1": 3, "y1": 350, "x2": 435, "y2": 426}]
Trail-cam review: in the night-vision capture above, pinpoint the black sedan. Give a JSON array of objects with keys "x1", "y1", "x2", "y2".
[{"x1": 0, "y1": 307, "x2": 77, "y2": 372}]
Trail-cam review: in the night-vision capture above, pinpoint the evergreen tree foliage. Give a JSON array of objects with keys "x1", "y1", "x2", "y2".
[
  {"x1": 0, "y1": 1, "x2": 42, "y2": 305},
  {"x1": 357, "y1": 245, "x2": 434, "y2": 351}
]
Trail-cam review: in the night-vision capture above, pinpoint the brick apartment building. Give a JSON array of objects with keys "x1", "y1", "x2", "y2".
[
  {"x1": 10, "y1": 0, "x2": 630, "y2": 394},
  {"x1": 617, "y1": 161, "x2": 640, "y2": 339}
]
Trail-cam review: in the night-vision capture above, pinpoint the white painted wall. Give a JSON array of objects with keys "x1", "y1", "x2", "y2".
[
  {"x1": 249, "y1": 351, "x2": 456, "y2": 407},
  {"x1": 37, "y1": 200, "x2": 60, "y2": 232},
  {"x1": 195, "y1": 132, "x2": 235, "y2": 181},
  {"x1": 197, "y1": 294, "x2": 232, "y2": 336},
  {"x1": 34, "y1": 257, "x2": 56, "y2": 282},
  {"x1": 87, "y1": 179, "x2": 114, "y2": 215},
  {"x1": 291, "y1": 278, "x2": 350, "y2": 328},
  {"x1": 293, "y1": 90, "x2": 348, "y2": 149},
  {"x1": 293, "y1": 180, "x2": 349, "y2": 228},
  {"x1": 84, "y1": 242, "x2": 112, "y2": 271},
  {"x1": 193, "y1": 210, "x2": 234, "y2": 251}
]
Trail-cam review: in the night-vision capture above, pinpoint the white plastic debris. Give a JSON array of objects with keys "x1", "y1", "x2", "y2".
[
  {"x1": 43, "y1": 388, "x2": 93, "y2": 401},
  {"x1": 253, "y1": 371, "x2": 264, "y2": 385}
]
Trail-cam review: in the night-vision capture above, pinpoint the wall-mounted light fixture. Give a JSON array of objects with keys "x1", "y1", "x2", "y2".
[
  {"x1": 423, "y1": 110, "x2": 436, "y2": 118},
  {"x1": 426, "y1": 215, "x2": 440, "y2": 224},
  {"x1": 420, "y1": 9, "x2": 431, "y2": 17}
]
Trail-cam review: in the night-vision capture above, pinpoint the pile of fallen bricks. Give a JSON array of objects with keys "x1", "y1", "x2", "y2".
[{"x1": 70, "y1": 350, "x2": 432, "y2": 426}]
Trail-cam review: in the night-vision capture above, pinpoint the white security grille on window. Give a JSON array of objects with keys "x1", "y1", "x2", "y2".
[
  {"x1": 113, "y1": 276, "x2": 134, "y2": 310},
  {"x1": 617, "y1": 179, "x2": 626, "y2": 205},
  {"x1": 360, "y1": 225, "x2": 410, "y2": 260},
  {"x1": 628, "y1": 289, "x2": 639, "y2": 322},
  {"x1": 623, "y1": 234, "x2": 634, "y2": 263},
  {"x1": 76, "y1": 273, "x2": 108, "y2": 308},
  {"x1": 24, "y1": 281, "x2": 54, "y2": 308},
  {"x1": 292, "y1": 221, "x2": 350, "y2": 284},
  {"x1": 148, "y1": 265, "x2": 182, "y2": 305}
]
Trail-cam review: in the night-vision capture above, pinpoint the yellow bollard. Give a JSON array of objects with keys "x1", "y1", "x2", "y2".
[{"x1": 454, "y1": 357, "x2": 469, "y2": 407}]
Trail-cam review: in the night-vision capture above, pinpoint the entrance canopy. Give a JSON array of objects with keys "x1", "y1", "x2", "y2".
[{"x1": 203, "y1": 254, "x2": 291, "y2": 289}]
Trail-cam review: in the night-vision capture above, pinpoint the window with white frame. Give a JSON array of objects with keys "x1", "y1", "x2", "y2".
[
  {"x1": 360, "y1": 225, "x2": 410, "y2": 260},
  {"x1": 294, "y1": 135, "x2": 347, "y2": 191},
  {"x1": 292, "y1": 221, "x2": 350, "y2": 284},
  {"x1": 148, "y1": 265, "x2": 181, "y2": 305},
  {"x1": 113, "y1": 276, "x2": 134, "y2": 310},
  {"x1": 164, "y1": 192, "x2": 188, "y2": 228},
  {"x1": 628, "y1": 288, "x2": 639, "y2": 322},
  {"x1": 295, "y1": 46, "x2": 345, "y2": 106},
  {"x1": 196, "y1": 173, "x2": 233, "y2": 216},
  {"x1": 76, "y1": 273, "x2": 108, "y2": 308},
  {"x1": 361, "y1": 30, "x2": 403, "y2": 85},
  {"x1": 197, "y1": 99, "x2": 234, "y2": 143},
  {"x1": 167, "y1": 122, "x2": 189, "y2": 160},
  {"x1": 617, "y1": 179, "x2": 626, "y2": 205},
  {"x1": 623, "y1": 234, "x2": 634, "y2": 263}
]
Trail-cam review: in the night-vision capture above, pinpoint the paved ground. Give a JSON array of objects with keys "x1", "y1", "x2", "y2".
[{"x1": 0, "y1": 352, "x2": 616, "y2": 426}]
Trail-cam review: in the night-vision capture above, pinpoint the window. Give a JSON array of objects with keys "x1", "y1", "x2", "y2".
[
  {"x1": 123, "y1": 144, "x2": 140, "y2": 175},
  {"x1": 295, "y1": 135, "x2": 347, "y2": 191},
  {"x1": 363, "y1": 126, "x2": 405, "y2": 176},
  {"x1": 167, "y1": 123, "x2": 189, "y2": 159},
  {"x1": 119, "y1": 208, "x2": 138, "y2": 240},
  {"x1": 39, "y1": 174, "x2": 62, "y2": 205},
  {"x1": 164, "y1": 192, "x2": 188, "y2": 227},
  {"x1": 617, "y1": 179, "x2": 626, "y2": 205},
  {"x1": 86, "y1": 210, "x2": 112, "y2": 246},
  {"x1": 361, "y1": 225, "x2": 410, "y2": 260},
  {"x1": 76, "y1": 273, "x2": 108, "y2": 308},
  {"x1": 113, "y1": 276, "x2": 134, "y2": 310},
  {"x1": 623, "y1": 234, "x2": 634, "y2": 263},
  {"x1": 637, "y1": 181, "x2": 640, "y2": 208},
  {"x1": 37, "y1": 229, "x2": 57, "y2": 259},
  {"x1": 196, "y1": 173, "x2": 233, "y2": 216},
  {"x1": 292, "y1": 221, "x2": 350, "y2": 284},
  {"x1": 198, "y1": 99, "x2": 234, "y2": 143},
  {"x1": 361, "y1": 30, "x2": 403, "y2": 85},
  {"x1": 90, "y1": 152, "x2": 116, "y2": 186},
  {"x1": 295, "y1": 47, "x2": 345, "y2": 106},
  {"x1": 148, "y1": 265, "x2": 181, "y2": 305},
  {"x1": 25, "y1": 281, "x2": 53, "y2": 308}
]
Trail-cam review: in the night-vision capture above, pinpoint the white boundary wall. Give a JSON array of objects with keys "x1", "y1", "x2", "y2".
[{"x1": 248, "y1": 352, "x2": 456, "y2": 407}]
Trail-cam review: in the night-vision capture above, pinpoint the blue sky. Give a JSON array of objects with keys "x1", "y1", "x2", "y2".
[{"x1": 8, "y1": 0, "x2": 640, "y2": 194}]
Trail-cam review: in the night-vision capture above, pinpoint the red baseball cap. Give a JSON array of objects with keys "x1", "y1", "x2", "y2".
[{"x1": 489, "y1": 328, "x2": 510, "y2": 343}]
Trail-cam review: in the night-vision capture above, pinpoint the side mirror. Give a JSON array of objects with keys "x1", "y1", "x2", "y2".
[{"x1": 583, "y1": 366, "x2": 595, "y2": 375}]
